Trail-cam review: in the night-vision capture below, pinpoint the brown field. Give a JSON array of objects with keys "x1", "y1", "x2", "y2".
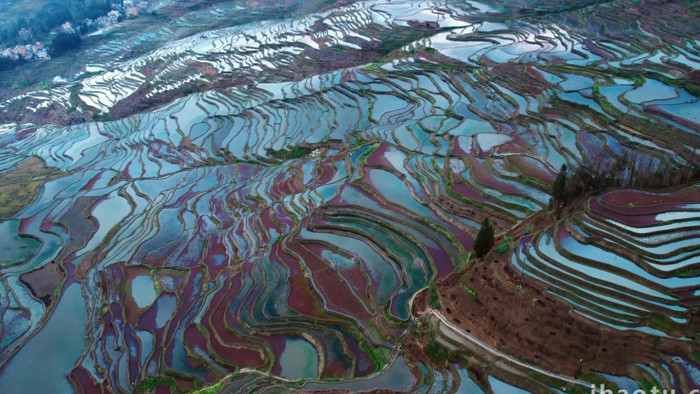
[{"x1": 0, "y1": 156, "x2": 63, "y2": 218}]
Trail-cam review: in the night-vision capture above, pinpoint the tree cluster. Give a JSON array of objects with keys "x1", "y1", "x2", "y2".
[
  {"x1": 266, "y1": 145, "x2": 313, "y2": 161},
  {"x1": 551, "y1": 164, "x2": 567, "y2": 204},
  {"x1": 0, "y1": 0, "x2": 112, "y2": 47},
  {"x1": 49, "y1": 32, "x2": 82, "y2": 56},
  {"x1": 0, "y1": 56, "x2": 26, "y2": 71},
  {"x1": 551, "y1": 152, "x2": 699, "y2": 206}
]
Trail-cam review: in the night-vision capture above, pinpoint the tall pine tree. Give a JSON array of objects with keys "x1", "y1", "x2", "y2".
[
  {"x1": 552, "y1": 164, "x2": 567, "y2": 204},
  {"x1": 473, "y1": 218, "x2": 495, "y2": 258}
]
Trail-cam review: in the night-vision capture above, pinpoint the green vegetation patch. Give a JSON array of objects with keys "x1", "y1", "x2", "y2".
[
  {"x1": 359, "y1": 339, "x2": 388, "y2": 373},
  {"x1": 378, "y1": 29, "x2": 427, "y2": 55},
  {"x1": 134, "y1": 376, "x2": 178, "y2": 393},
  {"x1": 416, "y1": 89, "x2": 436, "y2": 104},
  {"x1": 357, "y1": 142, "x2": 379, "y2": 164},
  {"x1": 91, "y1": 111, "x2": 114, "y2": 122},
  {"x1": 651, "y1": 315, "x2": 670, "y2": 330},
  {"x1": 462, "y1": 285, "x2": 478, "y2": 299},
  {"x1": 676, "y1": 268, "x2": 695, "y2": 278},
  {"x1": 497, "y1": 236, "x2": 513, "y2": 254},
  {"x1": 428, "y1": 285, "x2": 441, "y2": 309},
  {"x1": 362, "y1": 62, "x2": 386, "y2": 75},
  {"x1": 266, "y1": 145, "x2": 313, "y2": 161},
  {"x1": 638, "y1": 377, "x2": 661, "y2": 393},
  {"x1": 189, "y1": 381, "x2": 223, "y2": 394},
  {"x1": 691, "y1": 350, "x2": 700, "y2": 363},
  {"x1": 519, "y1": 224, "x2": 534, "y2": 234},
  {"x1": 424, "y1": 340, "x2": 460, "y2": 364},
  {"x1": 53, "y1": 282, "x2": 63, "y2": 297}
]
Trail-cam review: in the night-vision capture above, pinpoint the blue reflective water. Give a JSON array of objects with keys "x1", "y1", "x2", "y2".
[{"x1": 0, "y1": 283, "x2": 87, "y2": 394}]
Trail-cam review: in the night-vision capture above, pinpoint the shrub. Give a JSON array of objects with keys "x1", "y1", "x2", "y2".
[{"x1": 428, "y1": 285, "x2": 441, "y2": 309}]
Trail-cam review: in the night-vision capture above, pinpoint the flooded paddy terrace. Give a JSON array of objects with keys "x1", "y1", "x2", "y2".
[{"x1": 0, "y1": 0, "x2": 698, "y2": 392}]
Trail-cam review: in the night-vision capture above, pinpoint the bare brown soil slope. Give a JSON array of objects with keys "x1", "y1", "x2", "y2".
[{"x1": 429, "y1": 195, "x2": 699, "y2": 380}]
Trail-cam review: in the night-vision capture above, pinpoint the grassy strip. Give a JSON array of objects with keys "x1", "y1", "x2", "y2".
[
  {"x1": 362, "y1": 62, "x2": 386, "y2": 76},
  {"x1": 134, "y1": 376, "x2": 178, "y2": 393},
  {"x1": 266, "y1": 145, "x2": 313, "y2": 161},
  {"x1": 428, "y1": 285, "x2": 441, "y2": 309},
  {"x1": 416, "y1": 89, "x2": 436, "y2": 104},
  {"x1": 188, "y1": 381, "x2": 223, "y2": 394}
]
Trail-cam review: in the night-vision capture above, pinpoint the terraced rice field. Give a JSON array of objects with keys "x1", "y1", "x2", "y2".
[
  {"x1": 513, "y1": 187, "x2": 700, "y2": 337},
  {"x1": 427, "y1": 185, "x2": 700, "y2": 392},
  {"x1": 0, "y1": 0, "x2": 698, "y2": 392}
]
